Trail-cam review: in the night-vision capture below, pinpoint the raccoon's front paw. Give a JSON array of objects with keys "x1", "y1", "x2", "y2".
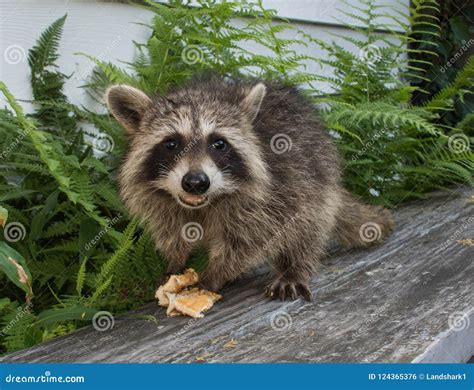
[
  {"x1": 157, "y1": 272, "x2": 173, "y2": 286},
  {"x1": 265, "y1": 277, "x2": 312, "y2": 301},
  {"x1": 165, "y1": 263, "x2": 186, "y2": 276},
  {"x1": 157, "y1": 266, "x2": 185, "y2": 286}
]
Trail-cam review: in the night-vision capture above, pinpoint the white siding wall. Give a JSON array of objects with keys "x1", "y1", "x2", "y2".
[{"x1": 0, "y1": 0, "x2": 408, "y2": 112}]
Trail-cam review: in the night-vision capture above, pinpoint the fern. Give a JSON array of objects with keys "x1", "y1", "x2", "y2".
[{"x1": 305, "y1": 0, "x2": 473, "y2": 204}]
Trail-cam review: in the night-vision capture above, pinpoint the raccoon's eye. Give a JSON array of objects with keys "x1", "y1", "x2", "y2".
[
  {"x1": 211, "y1": 139, "x2": 227, "y2": 151},
  {"x1": 164, "y1": 139, "x2": 179, "y2": 150}
]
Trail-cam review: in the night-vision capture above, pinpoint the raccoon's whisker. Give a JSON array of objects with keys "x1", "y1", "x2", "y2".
[
  {"x1": 158, "y1": 163, "x2": 170, "y2": 171},
  {"x1": 220, "y1": 165, "x2": 232, "y2": 175}
]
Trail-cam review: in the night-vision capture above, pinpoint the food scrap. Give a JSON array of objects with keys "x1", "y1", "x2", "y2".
[
  {"x1": 155, "y1": 268, "x2": 222, "y2": 318},
  {"x1": 223, "y1": 339, "x2": 238, "y2": 349},
  {"x1": 457, "y1": 238, "x2": 474, "y2": 247}
]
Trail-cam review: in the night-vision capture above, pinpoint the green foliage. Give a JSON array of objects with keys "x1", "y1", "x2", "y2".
[
  {"x1": 82, "y1": 0, "x2": 317, "y2": 97},
  {"x1": 0, "y1": 16, "x2": 163, "y2": 354},
  {"x1": 309, "y1": 0, "x2": 473, "y2": 205},
  {"x1": 0, "y1": 0, "x2": 472, "y2": 354},
  {"x1": 409, "y1": 0, "x2": 474, "y2": 126}
]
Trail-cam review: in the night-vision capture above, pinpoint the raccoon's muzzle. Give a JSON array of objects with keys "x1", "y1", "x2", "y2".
[{"x1": 182, "y1": 171, "x2": 210, "y2": 195}]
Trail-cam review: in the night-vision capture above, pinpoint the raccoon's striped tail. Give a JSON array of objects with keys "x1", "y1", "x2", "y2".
[{"x1": 334, "y1": 190, "x2": 395, "y2": 248}]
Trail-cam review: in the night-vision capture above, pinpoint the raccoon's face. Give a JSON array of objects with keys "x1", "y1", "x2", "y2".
[{"x1": 106, "y1": 82, "x2": 269, "y2": 209}]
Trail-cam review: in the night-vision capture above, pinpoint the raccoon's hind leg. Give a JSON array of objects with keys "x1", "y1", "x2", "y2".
[{"x1": 334, "y1": 190, "x2": 394, "y2": 248}]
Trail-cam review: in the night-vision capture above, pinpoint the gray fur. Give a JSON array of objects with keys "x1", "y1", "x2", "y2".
[{"x1": 106, "y1": 77, "x2": 394, "y2": 301}]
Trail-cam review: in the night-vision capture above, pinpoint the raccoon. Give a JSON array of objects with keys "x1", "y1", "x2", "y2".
[{"x1": 105, "y1": 77, "x2": 394, "y2": 301}]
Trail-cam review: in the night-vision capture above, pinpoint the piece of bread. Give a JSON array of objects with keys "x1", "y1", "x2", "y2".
[
  {"x1": 155, "y1": 269, "x2": 222, "y2": 318},
  {"x1": 155, "y1": 268, "x2": 199, "y2": 307},
  {"x1": 170, "y1": 288, "x2": 222, "y2": 319}
]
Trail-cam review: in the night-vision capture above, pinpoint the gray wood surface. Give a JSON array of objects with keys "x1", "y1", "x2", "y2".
[{"x1": 2, "y1": 186, "x2": 473, "y2": 363}]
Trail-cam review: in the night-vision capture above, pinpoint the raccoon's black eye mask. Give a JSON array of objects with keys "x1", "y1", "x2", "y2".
[
  {"x1": 105, "y1": 83, "x2": 265, "y2": 184},
  {"x1": 161, "y1": 136, "x2": 228, "y2": 152},
  {"x1": 138, "y1": 138, "x2": 183, "y2": 182}
]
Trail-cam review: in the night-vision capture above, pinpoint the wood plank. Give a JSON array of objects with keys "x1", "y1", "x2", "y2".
[{"x1": 2, "y1": 186, "x2": 473, "y2": 363}]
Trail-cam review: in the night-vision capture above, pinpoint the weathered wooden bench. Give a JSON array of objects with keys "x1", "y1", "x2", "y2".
[{"x1": 2, "y1": 186, "x2": 473, "y2": 363}]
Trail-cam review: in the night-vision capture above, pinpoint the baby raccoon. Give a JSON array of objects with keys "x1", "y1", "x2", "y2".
[{"x1": 106, "y1": 77, "x2": 394, "y2": 301}]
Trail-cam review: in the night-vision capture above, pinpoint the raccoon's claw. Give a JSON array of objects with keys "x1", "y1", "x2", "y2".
[{"x1": 265, "y1": 279, "x2": 312, "y2": 301}]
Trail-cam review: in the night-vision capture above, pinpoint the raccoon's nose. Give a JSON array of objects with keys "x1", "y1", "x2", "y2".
[{"x1": 182, "y1": 171, "x2": 210, "y2": 194}]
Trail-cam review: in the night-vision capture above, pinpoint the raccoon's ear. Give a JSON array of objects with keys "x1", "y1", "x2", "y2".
[
  {"x1": 241, "y1": 83, "x2": 266, "y2": 122},
  {"x1": 105, "y1": 85, "x2": 152, "y2": 133}
]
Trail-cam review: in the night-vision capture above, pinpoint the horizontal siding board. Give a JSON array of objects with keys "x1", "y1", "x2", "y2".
[
  {"x1": 173, "y1": 0, "x2": 409, "y2": 31},
  {"x1": 260, "y1": 0, "x2": 408, "y2": 32},
  {"x1": 0, "y1": 0, "x2": 406, "y2": 110}
]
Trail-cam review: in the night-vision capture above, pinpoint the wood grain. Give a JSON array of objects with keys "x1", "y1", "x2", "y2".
[{"x1": 2, "y1": 186, "x2": 473, "y2": 363}]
